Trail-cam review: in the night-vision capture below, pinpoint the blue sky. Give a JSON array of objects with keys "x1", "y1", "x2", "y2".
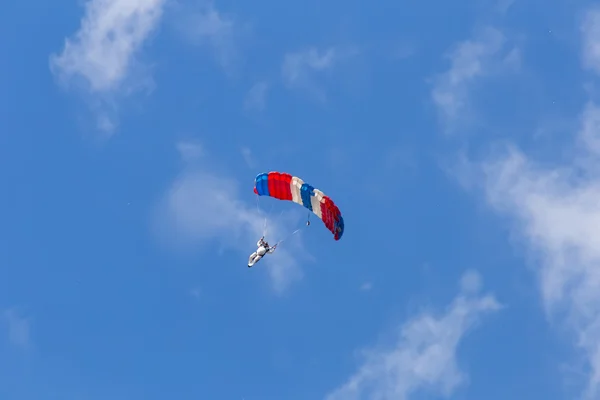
[{"x1": 3, "y1": 0, "x2": 600, "y2": 399}]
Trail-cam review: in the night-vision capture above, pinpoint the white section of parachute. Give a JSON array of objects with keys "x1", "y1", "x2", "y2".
[
  {"x1": 311, "y1": 189, "x2": 324, "y2": 219},
  {"x1": 290, "y1": 176, "x2": 303, "y2": 205}
]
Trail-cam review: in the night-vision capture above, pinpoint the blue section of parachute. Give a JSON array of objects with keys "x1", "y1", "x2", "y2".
[
  {"x1": 300, "y1": 183, "x2": 314, "y2": 211},
  {"x1": 255, "y1": 173, "x2": 269, "y2": 196},
  {"x1": 335, "y1": 215, "x2": 345, "y2": 240}
]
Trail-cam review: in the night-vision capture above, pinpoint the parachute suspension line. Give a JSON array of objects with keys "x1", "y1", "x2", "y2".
[
  {"x1": 263, "y1": 202, "x2": 274, "y2": 238},
  {"x1": 274, "y1": 228, "x2": 302, "y2": 248},
  {"x1": 256, "y1": 195, "x2": 267, "y2": 237},
  {"x1": 263, "y1": 216, "x2": 267, "y2": 237},
  {"x1": 265, "y1": 209, "x2": 284, "y2": 240},
  {"x1": 274, "y1": 212, "x2": 311, "y2": 248},
  {"x1": 273, "y1": 210, "x2": 284, "y2": 228}
]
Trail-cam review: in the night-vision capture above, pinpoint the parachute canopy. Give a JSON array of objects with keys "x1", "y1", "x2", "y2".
[{"x1": 253, "y1": 171, "x2": 344, "y2": 240}]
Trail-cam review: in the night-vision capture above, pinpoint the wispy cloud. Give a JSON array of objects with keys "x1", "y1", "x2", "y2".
[
  {"x1": 283, "y1": 47, "x2": 336, "y2": 83},
  {"x1": 244, "y1": 81, "x2": 268, "y2": 112},
  {"x1": 325, "y1": 271, "x2": 501, "y2": 400},
  {"x1": 190, "y1": 286, "x2": 202, "y2": 300},
  {"x1": 240, "y1": 147, "x2": 255, "y2": 168},
  {"x1": 496, "y1": 0, "x2": 516, "y2": 14},
  {"x1": 176, "y1": 141, "x2": 204, "y2": 163},
  {"x1": 154, "y1": 142, "x2": 307, "y2": 292},
  {"x1": 480, "y1": 122, "x2": 600, "y2": 398},
  {"x1": 282, "y1": 46, "x2": 357, "y2": 101},
  {"x1": 50, "y1": 0, "x2": 164, "y2": 92},
  {"x1": 176, "y1": 2, "x2": 244, "y2": 73},
  {"x1": 49, "y1": 0, "x2": 165, "y2": 133},
  {"x1": 3, "y1": 308, "x2": 31, "y2": 350},
  {"x1": 461, "y1": 9, "x2": 600, "y2": 397},
  {"x1": 431, "y1": 27, "x2": 514, "y2": 132},
  {"x1": 582, "y1": 7, "x2": 600, "y2": 74}
]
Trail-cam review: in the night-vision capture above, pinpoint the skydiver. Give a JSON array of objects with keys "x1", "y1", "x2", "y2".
[{"x1": 248, "y1": 236, "x2": 276, "y2": 267}]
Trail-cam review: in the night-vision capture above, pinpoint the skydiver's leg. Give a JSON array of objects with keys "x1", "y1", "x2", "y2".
[
  {"x1": 248, "y1": 254, "x2": 263, "y2": 267},
  {"x1": 248, "y1": 252, "x2": 258, "y2": 267}
]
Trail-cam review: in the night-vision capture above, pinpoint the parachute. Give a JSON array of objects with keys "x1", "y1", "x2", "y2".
[{"x1": 253, "y1": 171, "x2": 344, "y2": 240}]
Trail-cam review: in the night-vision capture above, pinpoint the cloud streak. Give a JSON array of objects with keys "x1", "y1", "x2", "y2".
[
  {"x1": 463, "y1": 8, "x2": 600, "y2": 397},
  {"x1": 431, "y1": 27, "x2": 514, "y2": 131},
  {"x1": 176, "y1": 2, "x2": 244, "y2": 73},
  {"x1": 244, "y1": 81, "x2": 268, "y2": 112},
  {"x1": 325, "y1": 271, "x2": 501, "y2": 400},
  {"x1": 480, "y1": 121, "x2": 600, "y2": 398},
  {"x1": 50, "y1": 0, "x2": 165, "y2": 93},
  {"x1": 3, "y1": 308, "x2": 31, "y2": 350},
  {"x1": 282, "y1": 46, "x2": 357, "y2": 101},
  {"x1": 49, "y1": 0, "x2": 165, "y2": 134},
  {"x1": 582, "y1": 7, "x2": 600, "y2": 75}
]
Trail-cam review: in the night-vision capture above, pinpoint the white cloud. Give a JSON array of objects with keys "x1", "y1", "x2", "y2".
[
  {"x1": 447, "y1": 9, "x2": 600, "y2": 397},
  {"x1": 50, "y1": 0, "x2": 164, "y2": 93},
  {"x1": 49, "y1": 0, "x2": 165, "y2": 134},
  {"x1": 390, "y1": 41, "x2": 416, "y2": 60},
  {"x1": 244, "y1": 81, "x2": 268, "y2": 112},
  {"x1": 240, "y1": 147, "x2": 255, "y2": 168},
  {"x1": 177, "y1": 2, "x2": 243, "y2": 72},
  {"x1": 3, "y1": 309, "x2": 31, "y2": 350},
  {"x1": 578, "y1": 102, "x2": 600, "y2": 157},
  {"x1": 460, "y1": 269, "x2": 482, "y2": 294},
  {"x1": 502, "y1": 47, "x2": 521, "y2": 71},
  {"x1": 282, "y1": 46, "x2": 357, "y2": 101},
  {"x1": 325, "y1": 271, "x2": 501, "y2": 400},
  {"x1": 582, "y1": 8, "x2": 600, "y2": 75},
  {"x1": 496, "y1": 0, "x2": 516, "y2": 14},
  {"x1": 431, "y1": 27, "x2": 510, "y2": 131},
  {"x1": 190, "y1": 286, "x2": 201, "y2": 300},
  {"x1": 176, "y1": 141, "x2": 204, "y2": 163},
  {"x1": 154, "y1": 142, "x2": 307, "y2": 292},
  {"x1": 474, "y1": 101, "x2": 600, "y2": 399},
  {"x1": 283, "y1": 47, "x2": 336, "y2": 83}
]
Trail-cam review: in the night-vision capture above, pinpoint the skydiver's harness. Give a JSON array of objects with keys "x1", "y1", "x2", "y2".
[{"x1": 256, "y1": 238, "x2": 275, "y2": 255}]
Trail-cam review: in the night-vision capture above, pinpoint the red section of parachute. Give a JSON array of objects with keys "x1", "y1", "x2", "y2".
[
  {"x1": 321, "y1": 196, "x2": 335, "y2": 233},
  {"x1": 319, "y1": 195, "x2": 342, "y2": 240},
  {"x1": 266, "y1": 171, "x2": 292, "y2": 200}
]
